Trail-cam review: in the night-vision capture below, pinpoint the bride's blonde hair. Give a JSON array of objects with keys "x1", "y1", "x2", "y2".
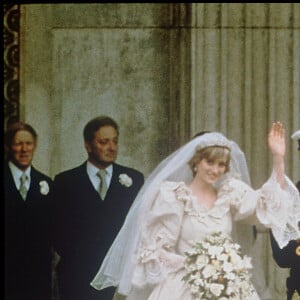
[{"x1": 188, "y1": 146, "x2": 231, "y2": 176}]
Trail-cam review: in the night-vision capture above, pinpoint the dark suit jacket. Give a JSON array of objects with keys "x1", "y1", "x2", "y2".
[
  {"x1": 51, "y1": 162, "x2": 144, "y2": 300},
  {"x1": 4, "y1": 161, "x2": 53, "y2": 300},
  {"x1": 270, "y1": 233, "x2": 300, "y2": 296}
]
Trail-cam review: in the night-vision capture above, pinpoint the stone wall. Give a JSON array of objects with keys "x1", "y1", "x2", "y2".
[{"x1": 16, "y1": 4, "x2": 300, "y2": 299}]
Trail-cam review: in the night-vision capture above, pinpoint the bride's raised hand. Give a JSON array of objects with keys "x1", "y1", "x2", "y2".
[{"x1": 268, "y1": 121, "x2": 286, "y2": 157}]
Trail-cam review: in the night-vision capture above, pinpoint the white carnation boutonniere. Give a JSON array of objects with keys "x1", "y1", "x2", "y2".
[
  {"x1": 118, "y1": 174, "x2": 133, "y2": 187},
  {"x1": 39, "y1": 180, "x2": 50, "y2": 195}
]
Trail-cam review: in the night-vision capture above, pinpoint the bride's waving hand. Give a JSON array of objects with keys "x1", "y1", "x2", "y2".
[
  {"x1": 268, "y1": 121, "x2": 286, "y2": 157},
  {"x1": 268, "y1": 121, "x2": 286, "y2": 187}
]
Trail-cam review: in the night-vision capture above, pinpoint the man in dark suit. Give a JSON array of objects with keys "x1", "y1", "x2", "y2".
[
  {"x1": 270, "y1": 129, "x2": 300, "y2": 300},
  {"x1": 51, "y1": 115, "x2": 144, "y2": 300},
  {"x1": 4, "y1": 122, "x2": 53, "y2": 300}
]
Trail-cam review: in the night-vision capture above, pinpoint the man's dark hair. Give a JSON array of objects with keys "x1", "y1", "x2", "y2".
[{"x1": 83, "y1": 116, "x2": 119, "y2": 142}]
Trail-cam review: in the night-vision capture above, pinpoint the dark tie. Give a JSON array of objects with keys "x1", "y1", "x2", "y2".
[
  {"x1": 97, "y1": 169, "x2": 108, "y2": 199},
  {"x1": 19, "y1": 173, "x2": 28, "y2": 200}
]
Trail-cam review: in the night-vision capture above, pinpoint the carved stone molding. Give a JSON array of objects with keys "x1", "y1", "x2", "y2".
[{"x1": 4, "y1": 4, "x2": 20, "y2": 129}]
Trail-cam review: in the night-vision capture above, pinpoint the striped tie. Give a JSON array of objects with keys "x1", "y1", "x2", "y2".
[{"x1": 97, "y1": 169, "x2": 108, "y2": 199}]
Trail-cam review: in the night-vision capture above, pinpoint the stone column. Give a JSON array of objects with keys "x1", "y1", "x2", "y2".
[{"x1": 189, "y1": 3, "x2": 300, "y2": 299}]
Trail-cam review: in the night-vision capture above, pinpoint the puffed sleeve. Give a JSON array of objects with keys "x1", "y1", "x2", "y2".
[
  {"x1": 131, "y1": 181, "x2": 187, "y2": 288},
  {"x1": 256, "y1": 171, "x2": 300, "y2": 248},
  {"x1": 218, "y1": 172, "x2": 300, "y2": 248}
]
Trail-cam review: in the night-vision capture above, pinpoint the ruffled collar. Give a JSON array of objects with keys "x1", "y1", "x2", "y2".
[{"x1": 170, "y1": 180, "x2": 232, "y2": 219}]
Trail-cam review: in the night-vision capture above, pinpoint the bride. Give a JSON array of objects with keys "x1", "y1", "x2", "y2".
[{"x1": 91, "y1": 121, "x2": 300, "y2": 299}]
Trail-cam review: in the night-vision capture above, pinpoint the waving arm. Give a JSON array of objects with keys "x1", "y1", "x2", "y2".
[{"x1": 268, "y1": 121, "x2": 286, "y2": 188}]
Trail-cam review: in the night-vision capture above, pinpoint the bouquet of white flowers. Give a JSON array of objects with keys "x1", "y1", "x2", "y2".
[{"x1": 182, "y1": 231, "x2": 256, "y2": 300}]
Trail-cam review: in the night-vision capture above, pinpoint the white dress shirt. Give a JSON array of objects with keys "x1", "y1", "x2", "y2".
[
  {"x1": 8, "y1": 161, "x2": 31, "y2": 191},
  {"x1": 86, "y1": 161, "x2": 113, "y2": 193}
]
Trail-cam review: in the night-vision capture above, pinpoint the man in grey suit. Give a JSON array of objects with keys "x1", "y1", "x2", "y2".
[
  {"x1": 51, "y1": 115, "x2": 144, "y2": 300},
  {"x1": 4, "y1": 122, "x2": 53, "y2": 300}
]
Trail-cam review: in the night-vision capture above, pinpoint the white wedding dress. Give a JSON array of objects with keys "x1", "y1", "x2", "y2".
[{"x1": 121, "y1": 173, "x2": 298, "y2": 300}]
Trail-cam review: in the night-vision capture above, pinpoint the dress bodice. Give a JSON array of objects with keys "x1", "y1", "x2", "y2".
[{"x1": 172, "y1": 182, "x2": 233, "y2": 255}]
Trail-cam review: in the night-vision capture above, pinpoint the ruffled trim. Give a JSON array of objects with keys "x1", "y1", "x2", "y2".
[
  {"x1": 132, "y1": 181, "x2": 186, "y2": 287},
  {"x1": 217, "y1": 176, "x2": 259, "y2": 221},
  {"x1": 217, "y1": 173, "x2": 300, "y2": 248},
  {"x1": 175, "y1": 182, "x2": 228, "y2": 221},
  {"x1": 256, "y1": 171, "x2": 300, "y2": 248},
  {"x1": 134, "y1": 235, "x2": 184, "y2": 286},
  {"x1": 172, "y1": 179, "x2": 254, "y2": 223}
]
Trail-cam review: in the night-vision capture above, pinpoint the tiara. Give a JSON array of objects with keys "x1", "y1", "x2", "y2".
[{"x1": 194, "y1": 132, "x2": 232, "y2": 150}]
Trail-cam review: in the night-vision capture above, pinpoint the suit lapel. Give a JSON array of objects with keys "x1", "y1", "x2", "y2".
[
  {"x1": 4, "y1": 162, "x2": 27, "y2": 203},
  {"x1": 27, "y1": 167, "x2": 49, "y2": 202},
  {"x1": 107, "y1": 164, "x2": 120, "y2": 194},
  {"x1": 78, "y1": 163, "x2": 102, "y2": 201},
  {"x1": 25, "y1": 167, "x2": 38, "y2": 202}
]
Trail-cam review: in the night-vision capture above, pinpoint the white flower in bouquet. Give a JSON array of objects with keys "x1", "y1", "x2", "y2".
[{"x1": 182, "y1": 231, "x2": 256, "y2": 300}]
